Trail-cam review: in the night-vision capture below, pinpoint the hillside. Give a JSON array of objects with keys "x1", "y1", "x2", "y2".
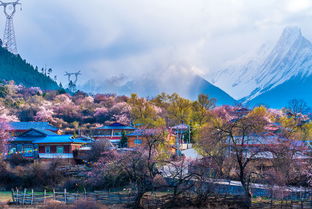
[
  {"x1": 0, "y1": 46, "x2": 59, "y2": 90},
  {"x1": 247, "y1": 74, "x2": 312, "y2": 108},
  {"x1": 188, "y1": 75, "x2": 236, "y2": 105}
]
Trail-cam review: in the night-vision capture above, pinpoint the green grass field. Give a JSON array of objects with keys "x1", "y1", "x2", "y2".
[{"x1": 0, "y1": 191, "x2": 12, "y2": 202}]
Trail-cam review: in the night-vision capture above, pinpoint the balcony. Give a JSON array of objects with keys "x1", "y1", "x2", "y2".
[{"x1": 39, "y1": 153, "x2": 73, "y2": 159}]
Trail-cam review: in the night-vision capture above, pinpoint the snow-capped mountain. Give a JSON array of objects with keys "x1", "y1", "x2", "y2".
[
  {"x1": 211, "y1": 43, "x2": 272, "y2": 100},
  {"x1": 211, "y1": 26, "x2": 312, "y2": 107}
]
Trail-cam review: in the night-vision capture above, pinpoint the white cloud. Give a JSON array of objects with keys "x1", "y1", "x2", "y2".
[
  {"x1": 286, "y1": 0, "x2": 312, "y2": 13},
  {"x1": 6, "y1": 0, "x2": 312, "y2": 86}
]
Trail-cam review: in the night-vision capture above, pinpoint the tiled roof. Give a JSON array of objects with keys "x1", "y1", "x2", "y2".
[
  {"x1": 9, "y1": 129, "x2": 93, "y2": 144},
  {"x1": 127, "y1": 129, "x2": 160, "y2": 136},
  {"x1": 171, "y1": 124, "x2": 189, "y2": 130},
  {"x1": 19, "y1": 129, "x2": 58, "y2": 137},
  {"x1": 96, "y1": 122, "x2": 136, "y2": 130},
  {"x1": 33, "y1": 135, "x2": 91, "y2": 144},
  {"x1": 8, "y1": 122, "x2": 58, "y2": 131},
  {"x1": 127, "y1": 129, "x2": 145, "y2": 136}
]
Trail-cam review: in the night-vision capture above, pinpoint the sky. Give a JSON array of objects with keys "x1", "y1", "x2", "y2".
[{"x1": 4, "y1": 0, "x2": 312, "y2": 87}]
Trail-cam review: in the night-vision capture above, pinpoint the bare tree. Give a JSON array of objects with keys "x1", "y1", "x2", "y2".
[
  {"x1": 197, "y1": 94, "x2": 216, "y2": 110},
  {"x1": 197, "y1": 122, "x2": 230, "y2": 178},
  {"x1": 266, "y1": 138, "x2": 307, "y2": 186},
  {"x1": 160, "y1": 157, "x2": 197, "y2": 204},
  {"x1": 198, "y1": 112, "x2": 269, "y2": 208},
  {"x1": 83, "y1": 140, "x2": 113, "y2": 162},
  {"x1": 286, "y1": 99, "x2": 310, "y2": 119},
  {"x1": 94, "y1": 129, "x2": 167, "y2": 208}
]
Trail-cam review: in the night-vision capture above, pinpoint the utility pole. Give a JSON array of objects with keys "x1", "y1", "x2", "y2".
[{"x1": 0, "y1": 0, "x2": 22, "y2": 54}]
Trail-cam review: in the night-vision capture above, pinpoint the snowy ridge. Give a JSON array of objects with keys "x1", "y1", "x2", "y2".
[
  {"x1": 211, "y1": 43, "x2": 273, "y2": 100},
  {"x1": 211, "y1": 26, "x2": 312, "y2": 103}
]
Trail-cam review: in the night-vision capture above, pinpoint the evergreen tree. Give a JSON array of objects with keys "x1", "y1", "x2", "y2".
[
  {"x1": 119, "y1": 131, "x2": 128, "y2": 148},
  {"x1": 0, "y1": 46, "x2": 59, "y2": 90}
]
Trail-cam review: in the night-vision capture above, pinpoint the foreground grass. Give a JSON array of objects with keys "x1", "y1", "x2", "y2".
[{"x1": 0, "y1": 191, "x2": 12, "y2": 202}]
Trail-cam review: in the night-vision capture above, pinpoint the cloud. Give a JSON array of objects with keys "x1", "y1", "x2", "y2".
[
  {"x1": 286, "y1": 0, "x2": 312, "y2": 13},
  {"x1": 6, "y1": 0, "x2": 312, "y2": 87}
]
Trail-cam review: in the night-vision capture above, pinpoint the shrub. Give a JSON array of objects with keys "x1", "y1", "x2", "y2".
[
  {"x1": 63, "y1": 178, "x2": 85, "y2": 191},
  {"x1": 6, "y1": 154, "x2": 33, "y2": 167}
]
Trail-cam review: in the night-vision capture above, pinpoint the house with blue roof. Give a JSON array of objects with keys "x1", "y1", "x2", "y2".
[
  {"x1": 93, "y1": 122, "x2": 136, "y2": 146},
  {"x1": 8, "y1": 129, "x2": 92, "y2": 159},
  {"x1": 8, "y1": 122, "x2": 59, "y2": 136}
]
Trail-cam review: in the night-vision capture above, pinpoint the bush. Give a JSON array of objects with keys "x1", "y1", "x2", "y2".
[
  {"x1": 6, "y1": 154, "x2": 33, "y2": 167},
  {"x1": 0, "y1": 160, "x2": 66, "y2": 189},
  {"x1": 63, "y1": 178, "x2": 85, "y2": 191},
  {"x1": 0, "y1": 85, "x2": 9, "y2": 98},
  {"x1": 82, "y1": 140, "x2": 112, "y2": 162}
]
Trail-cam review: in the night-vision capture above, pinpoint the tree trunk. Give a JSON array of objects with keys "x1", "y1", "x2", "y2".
[
  {"x1": 134, "y1": 183, "x2": 145, "y2": 209},
  {"x1": 134, "y1": 191, "x2": 144, "y2": 209},
  {"x1": 240, "y1": 177, "x2": 252, "y2": 209},
  {"x1": 244, "y1": 189, "x2": 252, "y2": 209}
]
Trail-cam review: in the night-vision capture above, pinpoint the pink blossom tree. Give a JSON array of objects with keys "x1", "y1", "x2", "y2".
[
  {"x1": 0, "y1": 119, "x2": 9, "y2": 157},
  {"x1": 93, "y1": 107, "x2": 109, "y2": 123}
]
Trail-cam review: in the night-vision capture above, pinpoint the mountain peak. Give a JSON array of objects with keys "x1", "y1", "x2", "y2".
[
  {"x1": 211, "y1": 26, "x2": 312, "y2": 105},
  {"x1": 278, "y1": 26, "x2": 302, "y2": 44}
]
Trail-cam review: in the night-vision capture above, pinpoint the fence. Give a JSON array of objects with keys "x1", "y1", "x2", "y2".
[
  {"x1": 11, "y1": 188, "x2": 136, "y2": 205},
  {"x1": 10, "y1": 182, "x2": 312, "y2": 208}
]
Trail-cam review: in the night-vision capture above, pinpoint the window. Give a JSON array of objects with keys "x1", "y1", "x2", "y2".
[
  {"x1": 56, "y1": 146, "x2": 64, "y2": 153},
  {"x1": 10, "y1": 147, "x2": 16, "y2": 153},
  {"x1": 16, "y1": 144, "x2": 23, "y2": 152},
  {"x1": 114, "y1": 131, "x2": 122, "y2": 136},
  {"x1": 134, "y1": 139, "x2": 143, "y2": 145},
  {"x1": 23, "y1": 145, "x2": 33, "y2": 152},
  {"x1": 45, "y1": 146, "x2": 51, "y2": 153}
]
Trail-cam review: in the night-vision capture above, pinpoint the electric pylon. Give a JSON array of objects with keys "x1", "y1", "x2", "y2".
[
  {"x1": 65, "y1": 71, "x2": 81, "y2": 92},
  {"x1": 0, "y1": 0, "x2": 21, "y2": 54}
]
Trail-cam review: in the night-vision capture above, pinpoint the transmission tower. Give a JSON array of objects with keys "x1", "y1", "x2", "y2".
[
  {"x1": 65, "y1": 71, "x2": 81, "y2": 92},
  {"x1": 0, "y1": 0, "x2": 21, "y2": 54}
]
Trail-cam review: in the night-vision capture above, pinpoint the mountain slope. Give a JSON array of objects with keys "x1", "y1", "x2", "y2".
[
  {"x1": 0, "y1": 46, "x2": 59, "y2": 90},
  {"x1": 188, "y1": 75, "x2": 236, "y2": 105},
  {"x1": 247, "y1": 74, "x2": 312, "y2": 108},
  {"x1": 211, "y1": 43, "x2": 272, "y2": 100},
  {"x1": 247, "y1": 27, "x2": 312, "y2": 102},
  {"x1": 82, "y1": 67, "x2": 236, "y2": 105},
  {"x1": 212, "y1": 26, "x2": 312, "y2": 107}
]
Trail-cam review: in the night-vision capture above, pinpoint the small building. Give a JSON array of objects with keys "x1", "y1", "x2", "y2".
[
  {"x1": 8, "y1": 128, "x2": 92, "y2": 159},
  {"x1": 7, "y1": 122, "x2": 59, "y2": 136},
  {"x1": 171, "y1": 124, "x2": 189, "y2": 144},
  {"x1": 127, "y1": 130, "x2": 146, "y2": 147},
  {"x1": 127, "y1": 129, "x2": 176, "y2": 153},
  {"x1": 93, "y1": 122, "x2": 136, "y2": 146}
]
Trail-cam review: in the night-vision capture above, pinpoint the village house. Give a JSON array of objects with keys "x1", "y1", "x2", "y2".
[
  {"x1": 127, "y1": 129, "x2": 176, "y2": 153},
  {"x1": 92, "y1": 122, "x2": 136, "y2": 146},
  {"x1": 8, "y1": 128, "x2": 92, "y2": 160},
  {"x1": 7, "y1": 122, "x2": 60, "y2": 136}
]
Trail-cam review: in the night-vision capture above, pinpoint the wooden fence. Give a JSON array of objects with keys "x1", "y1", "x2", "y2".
[{"x1": 11, "y1": 188, "x2": 136, "y2": 205}]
